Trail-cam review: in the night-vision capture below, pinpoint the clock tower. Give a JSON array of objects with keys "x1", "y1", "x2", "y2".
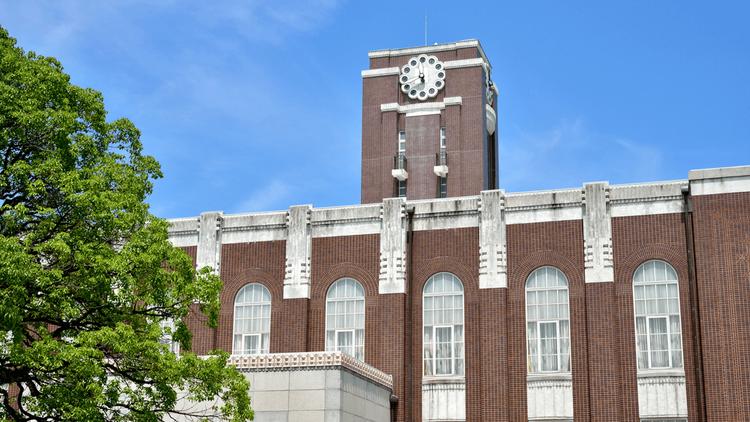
[{"x1": 360, "y1": 40, "x2": 499, "y2": 203}]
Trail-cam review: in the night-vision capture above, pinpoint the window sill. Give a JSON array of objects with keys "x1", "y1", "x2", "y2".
[
  {"x1": 637, "y1": 369, "x2": 685, "y2": 378},
  {"x1": 527, "y1": 372, "x2": 572, "y2": 382},
  {"x1": 422, "y1": 376, "x2": 466, "y2": 385}
]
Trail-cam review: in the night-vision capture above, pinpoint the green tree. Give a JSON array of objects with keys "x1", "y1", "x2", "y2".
[{"x1": 0, "y1": 27, "x2": 252, "y2": 421}]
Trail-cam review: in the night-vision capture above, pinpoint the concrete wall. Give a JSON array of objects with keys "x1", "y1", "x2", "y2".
[{"x1": 247, "y1": 368, "x2": 391, "y2": 422}]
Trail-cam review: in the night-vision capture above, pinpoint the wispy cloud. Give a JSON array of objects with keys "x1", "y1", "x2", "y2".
[
  {"x1": 231, "y1": 180, "x2": 291, "y2": 213},
  {"x1": 502, "y1": 117, "x2": 664, "y2": 191}
]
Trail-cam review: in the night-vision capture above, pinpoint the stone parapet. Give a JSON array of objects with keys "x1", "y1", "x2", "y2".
[{"x1": 228, "y1": 351, "x2": 394, "y2": 390}]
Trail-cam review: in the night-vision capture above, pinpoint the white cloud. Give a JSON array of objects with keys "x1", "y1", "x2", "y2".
[
  {"x1": 231, "y1": 180, "x2": 291, "y2": 213},
  {"x1": 501, "y1": 117, "x2": 664, "y2": 190}
]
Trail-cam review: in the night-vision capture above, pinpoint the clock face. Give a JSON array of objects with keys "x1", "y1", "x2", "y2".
[{"x1": 399, "y1": 54, "x2": 446, "y2": 101}]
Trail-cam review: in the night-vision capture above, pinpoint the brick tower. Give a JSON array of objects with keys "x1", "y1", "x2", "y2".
[{"x1": 360, "y1": 40, "x2": 499, "y2": 203}]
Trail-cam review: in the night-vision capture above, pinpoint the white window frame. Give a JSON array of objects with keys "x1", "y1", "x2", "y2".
[
  {"x1": 430, "y1": 324, "x2": 456, "y2": 376},
  {"x1": 334, "y1": 329, "x2": 355, "y2": 356},
  {"x1": 536, "y1": 320, "x2": 561, "y2": 373},
  {"x1": 439, "y1": 127, "x2": 446, "y2": 150},
  {"x1": 398, "y1": 130, "x2": 406, "y2": 153},
  {"x1": 232, "y1": 283, "x2": 271, "y2": 356},
  {"x1": 525, "y1": 266, "x2": 570, "y2": 374},
  {"x1": 632, "y1": 260, "x2": 683, "y2": 371},
  {"x1": 325, "y1": 278, "x2": 365, "y2": 361},
  {"x1": 645, "y1": 315, "x2": 671, "y2": 369},
  {"x1": 239, "y1": 333, "x2": 262, "y2": 355},
  {"x1": 422, "y1": 272, "x2": 465, "y2": 378}
]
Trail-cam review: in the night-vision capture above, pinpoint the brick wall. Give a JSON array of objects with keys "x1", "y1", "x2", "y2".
[
  {"x1": 195, "y1": 193, "x2": 750, "y2": 421},
  {"x1": 361, "y1": 47, "x2": 495, "y2": 203},
  {"x1": 507, "y1": 220, "x2": 588, "y2": 421},
  {"x1": 691, "y1": 192, "x2": 750, "y2": 420}
]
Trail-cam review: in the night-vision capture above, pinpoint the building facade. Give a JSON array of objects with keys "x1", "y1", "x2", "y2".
[{"x1": 169, "y1": 41, "x2": 750, "y2": 421}]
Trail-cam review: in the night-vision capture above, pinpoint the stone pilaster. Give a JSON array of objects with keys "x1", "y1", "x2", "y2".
[
  {"x1": 196, "y1": 211, "x2": 223, "y2": 273},
  {"x1": 582, "y1": 182, "x2": 614, "y2": 283},
  {"x1": 379, "y1": 198, "x2": 407, "y2": 294},
  {"x1": 284, "y1": 205, "x2": 312, "y2": 299},
  {"x1": 479, "y1": 190, "x2": 507, "y2": 289}
]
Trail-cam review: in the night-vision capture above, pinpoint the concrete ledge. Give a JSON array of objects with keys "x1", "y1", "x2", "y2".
[
  {"x1": 688, "y1": 165, "x2": 750, "y2": 180},
  {"x1": 689, "y1": 165, "x2": 750, "y2": 196},
  {"x1": 379, "y1": 97, "x2": 462, "y2": 116},
  {"x1": 368, "y1": 39, "x2": 490, "y2": 69}
]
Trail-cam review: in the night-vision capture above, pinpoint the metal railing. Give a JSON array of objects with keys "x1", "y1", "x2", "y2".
[
  {"x1": 394, "y1": 153, "x2": 407, "y2": 170},
  {"x1": 436, "y1": 150, "x2": 448, "y2": 166}
]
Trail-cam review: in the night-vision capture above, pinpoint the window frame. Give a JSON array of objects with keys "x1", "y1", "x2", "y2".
[
  {"x1": 632, "y1": 259, "x2": 683, "y2": 371},
  {"x1": 525, "y1": 266, "x2": 571, "y2": 374},
  {"x1": 430, "y1": 324, "x2": 456, "y2": 376},
  {"x1": 398, "y1": 130, "x2": 406, "y2": 153},
  {"x1": 398, "y1": 179, "x2": 407, "y2": 197},
  {"x1": 537, "y1": 320, "x2": 561, "y2": 373},
  {"x1": 325, "y1": 278, "x2": 365, "y2": 361},
  {"x1": 439, "y1": 127, "x2": 446, "y2": 150},
  {"x1": 422, "y1": 272, "x2": 465, "y2": 378},
  {"x1": 232, "y1": 283, "x2": 272, "y2": 356}
]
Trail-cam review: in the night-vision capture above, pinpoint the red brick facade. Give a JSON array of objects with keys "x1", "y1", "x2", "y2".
[
  {"x1": 361, "y1": 43, "x2": 498, "y2": 203},
  {"x1": 178, "y1": 191, "x2": 750, "y2": 421}
]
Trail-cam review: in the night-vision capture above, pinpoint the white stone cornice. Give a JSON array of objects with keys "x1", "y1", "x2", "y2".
[
  {"x1": 362, "y1": 58, "x2": 488, "y2": 79},
  {"x1": 689, "y1": 165, "x2": 750, "y2": 196},
  {"x1": 379, "y1": 97, "x2": 462, "y2": 117},
  {"x1": 504, "y1": 188, "x2": 583, "y2": 225},
  {"x1": 368, "y1": 39, "x2": 491, "y2": 69},
  {"x1": 609, "y1": 181, "x2": 685, "y2": 217},
  {"x1": 167, "y1": 217, "x2": 199, "y2": 247}
]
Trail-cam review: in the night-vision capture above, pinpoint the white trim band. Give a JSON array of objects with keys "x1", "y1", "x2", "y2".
[
  {"x1": 368, "y1": 40, "x2": 490, "y2": 69},
  {"x1": 380, "y1": 97, "x2": 462, "y2": 116},
  {"x1": 362, "y1": 58, "x2": 488, "y2": 79}
]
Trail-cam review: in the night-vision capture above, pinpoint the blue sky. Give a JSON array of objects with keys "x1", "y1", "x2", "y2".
[{"x1": 1, "y1": 1, "x2": 748, "y2": 218}]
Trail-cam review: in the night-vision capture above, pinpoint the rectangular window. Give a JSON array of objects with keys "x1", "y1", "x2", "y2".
[
  {"x1": 538, "y1": 321, "x2": 560, "y2": 372},
  {"x1": 438, "y1": 176, "x2": 447, "y2": 198},
  {"x1": 398, "y1": 130, "x2": 406, "y2": 153},
  {"x1": 335, "y1": 330, "x2": 354, "y2": 357},
  {"x1": 647, "y1": 316, "x2": 670, "y2": 368},
  {"x1": 434, "y1": 326, "x2": 454, "y2": 375},
  {"x1": 242, "y1": 333, "x2": 261, "y2": 355},
  {"x1": 439, "y1": 127, "x2": 446, "y2": 150},
  {"x1": 398, "y1": 180, "x2": 407, "y2": 197}
]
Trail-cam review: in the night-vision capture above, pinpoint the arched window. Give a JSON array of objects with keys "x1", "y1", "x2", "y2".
[
  {"x1": 526, "y1": 266, "x2": 570, "y2": 373},
  {"x1": 232, "y1": 283, "x2": 271, "y2": 355},
  {"x1": 633, "y1": 260, "x2": 683, "y2": 370},
  {"x1": 423, "y1": 272, "x2": 464, "y2": 377},
  {"x1": 326, "y1": 278, "x2": 365, "y2": 360}
]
